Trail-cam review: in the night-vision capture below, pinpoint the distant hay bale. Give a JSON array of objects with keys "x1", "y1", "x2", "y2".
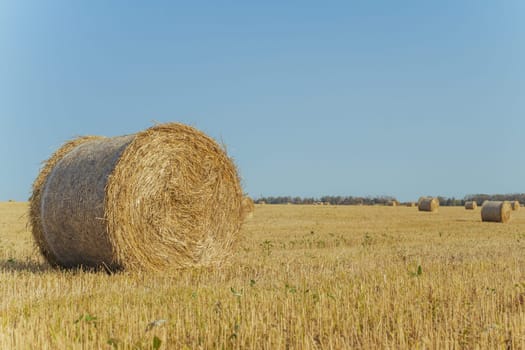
[
  {"x1": 511, "y1": 201, "x2": 520, "y2": 211},
  {"x1": 257, "y1": 200, "x2": 266, "y2": 205},
  {"x1": 29, "y1": 123, "x2": 244, "y2": 271},
  {"x1": 465, "y1": 201, "x2": 477, "y2": 210},
  {"x1": 418, "y1": 197, "x2": 439, "y2": 212},
  {"x1": 481, "y1": 201, "x2": 511, "y2": 223},
  {"x1": 386, "y1": 200, "x2": 397, "y2": 207},
  {"x1": 406, "y1": 202, "x2": 416, "y2": 207},
  {"x1": 241, "y1": 196, "x2": 255, "y2": 220}
]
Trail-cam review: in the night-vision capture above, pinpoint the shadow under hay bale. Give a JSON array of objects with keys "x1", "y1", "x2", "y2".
[
  {"x1": 465, "y1": 201, "x2": 477, "y2": 210},
  {"x1": 481, "y1": 201, "x2": 511, "y2": 223},
  {"x1": 418, "y1": 197, "x2": 439, "y2": 212},
  {"x1": 29, "y1": 123, "x2": 244, "y2": 271}
]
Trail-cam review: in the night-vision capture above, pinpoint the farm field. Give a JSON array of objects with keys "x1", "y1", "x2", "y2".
[{"x1": 1, "y1": 202, "x2": 525, "y2": 349}]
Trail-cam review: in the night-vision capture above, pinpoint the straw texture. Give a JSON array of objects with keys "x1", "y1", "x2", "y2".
[
  {"x1": 30, "y1": 123, "x2": 244, "y2": 271},
  {"x1": 465, "y1": 201, "x2": 477, "y2": 210},
  {"x1": 418, "y1": 197, "x2": 439, "y2": 212},
  {"x1": 481, "y1": 201, "x2": 511, "y2": 223},
  {"x1": 29, "y1": 136, "x2": 104, "y2": 268}
]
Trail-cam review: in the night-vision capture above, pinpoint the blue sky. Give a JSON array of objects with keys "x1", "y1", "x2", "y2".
[{"x1": 1, "y1": 1, "x2": 524, "y2": 201}]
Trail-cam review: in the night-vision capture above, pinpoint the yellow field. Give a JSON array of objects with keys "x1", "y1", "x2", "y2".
[{"x1": 1, "y1": 202, "x2": 525, "y2": 349}]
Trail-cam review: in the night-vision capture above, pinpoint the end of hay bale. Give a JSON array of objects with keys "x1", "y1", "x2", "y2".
[{"x1": 481, "y1": 201, "x2": 511, "y2": 223}]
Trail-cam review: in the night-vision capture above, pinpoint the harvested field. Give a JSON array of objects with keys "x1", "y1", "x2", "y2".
[{"x1": 2, "y1": 202, "x2": 525, "y2": 348}]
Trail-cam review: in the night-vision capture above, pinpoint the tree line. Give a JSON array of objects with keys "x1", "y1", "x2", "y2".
[{"x1": 255, "y1": 194, "x2": 524, "y2": 206}]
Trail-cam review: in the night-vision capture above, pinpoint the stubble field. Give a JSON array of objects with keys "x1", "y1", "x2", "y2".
[{"x1": 1, "y1": 201, "x2": 525, "y2": 349}]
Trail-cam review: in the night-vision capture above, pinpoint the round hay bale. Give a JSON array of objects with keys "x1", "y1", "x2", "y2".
[
  {"x1": 418, "y1": 197, "x2": 439, "y2": 212},
  {"x1": 386, "y1": 200, "x2": 397, "y2": 207},
  {"x1": 241, "y1": 196, "x2": 255, "y2": 220},
  {"x1": 511, "y1": 200, "x2": 520, "y2": 211},
  {"x1": 465, "y1": 201, "x2": 477, "y2": 210},
  {"x1": 29, "y1": 123, "x2": 244, "y2": 271},
  {"x1": 481, "y1": 201, "x2": 511, "y2": 223}
]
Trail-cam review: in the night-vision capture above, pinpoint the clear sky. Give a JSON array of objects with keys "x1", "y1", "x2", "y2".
[{"x1": 1, "y1": 1, "x2": 524, "y2": 202}]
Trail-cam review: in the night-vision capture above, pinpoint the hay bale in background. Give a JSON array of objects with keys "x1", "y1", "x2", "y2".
[
  {"x1": 406, "y1": 202, "x2": 416, "y2": 207},
  {"x1": 418, "y1": 197, "x2": 439, "y2": 212},
  {"x1": 481, "y1": 201, "x2": 511, "y2": 223},
  {"x1": 465, "y1": 201, "x2": 477, "y2": 210},
  {"x1": 29, "y1": 123, "x2": 244, "y2": 271},
  {"x1": 511, "y1": 201, "x2": 520, "y2": 211},
  {"x1": 241, "y1": 196, "x2": 255, "y2": 220},
  {"x1": 386, "y1": 200, "x2": 397, "y2": 207}
]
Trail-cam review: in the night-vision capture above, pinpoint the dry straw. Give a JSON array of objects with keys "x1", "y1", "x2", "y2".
[
  {"x1": 29, "y1": 123, "x2": 244, "y2": 271},
  {"x1": 465, "y1": 201, "x2": 477, "y2": 210},
  {"x1": 481, "y1": 201, "x2": 511, "y2": 223},
  {"x1": 511, "y1": 200, "x2": 520, "y2": 211},
  {"x1": 418, "y1": 197, "x2": 439, "y2": 212}
]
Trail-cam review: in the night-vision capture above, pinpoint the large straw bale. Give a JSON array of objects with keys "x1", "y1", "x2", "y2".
[
  {"x1": 418, "y1": 197, "x2": 439, "y2": 212},
  {"x1": 481, "y1": 201, "x2": 511, "y2": 223},
  {"x1": 511, "y1": 201, "x2": 520, "y2": 211},
  {"x1": 29, "y1": 123, "x2": 244, "y2": 271},
  {"x1": 465, "y1": 201, "x2": 477, "y2": 210}
]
